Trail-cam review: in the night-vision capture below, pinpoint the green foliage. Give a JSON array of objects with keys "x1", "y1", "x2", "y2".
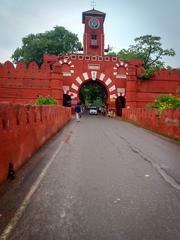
[
  {"x1": 138, "y1": 67, "x2": 156, "y2": 80},
  {"x1": 79, "y1": 82, "x2": 106, "y2": 106},
  {"x1": 109, "y1": 35, "x2": 175, "y2": 69},
  {"x1": 36, "y1": 96, "x2": 57, "y2": 105},
  {"x1": 11, "y1": 26, "x2": 82, "y2": 66},
  {"x1": 117, "y1": 49, "x2": 142, "y2": 61},
  {"x1": 148, "y1": 94, "x2": 180, "y2": 114},
  {"x1": 130, "y1": 35, "x2": 175, "y2": 69}
]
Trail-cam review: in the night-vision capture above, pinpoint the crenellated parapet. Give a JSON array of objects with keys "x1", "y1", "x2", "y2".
[
  {"x1": 0, "y1": 57, "x2": 179, "y2": 109},
  {"x1": 0, "y1": 103, "x2": 71, "y2": 183},
  {"x1": 0, "y1": 60, "x2": 51, "y2": 80},
  {"x1": 0, "y1": 60, "x2": 63, "y2": 104}
]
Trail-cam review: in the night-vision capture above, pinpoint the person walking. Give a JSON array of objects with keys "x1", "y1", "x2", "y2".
[{"x1": 75, "y1": 102, "x2": 81, "y2": 122}]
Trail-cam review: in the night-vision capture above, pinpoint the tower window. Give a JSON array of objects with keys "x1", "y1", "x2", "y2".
[
  {"x1": 91, "y1": 35, "x2": 97, "y2": 40},
  {"x1": 91, "y1": 35, "x2": 98, "y2": 47}
]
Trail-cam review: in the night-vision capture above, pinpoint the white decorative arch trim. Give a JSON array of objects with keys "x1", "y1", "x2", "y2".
[
  {"x1": 109, "y1": 85, "x2": 116, "y2": 92},
  {"x1": 99, "y1": 73, "x2": 105, "y2": 81},
  {"x1": 110, "y1": 94, "x2": 117, "y2": 99},
  {"x1": 69, "y1": 72, "x2": 117, "y2": 100},
  {"x1": 72, "y1": 83, "x2": 78, "y2": 91},
  {"x1": 71, "y1": 93, "x2": 77, "y2": 99},
  {"x1": 91, "y1": 71, "x2": 97, "y2": 80},
  {"x1": 76, "y1": 77, "x2": 83, "y2": 85},
  {"x1": 83, "y1": 72, "x2": 89, "y2": 80},
  {"x1": 105, "y1": 78, "x2": 112, "y2": 86}
]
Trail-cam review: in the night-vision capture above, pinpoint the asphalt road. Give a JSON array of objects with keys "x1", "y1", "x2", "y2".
[{"x1": 0, "y1": 115, "x2": 180, "y2": 240}]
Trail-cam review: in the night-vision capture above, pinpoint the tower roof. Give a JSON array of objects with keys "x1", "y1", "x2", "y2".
[{"x1": 82, "y1": 8, "x2": 106, "y2": 23}]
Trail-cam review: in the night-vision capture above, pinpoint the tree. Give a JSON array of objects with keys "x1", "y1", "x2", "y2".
[
  {"x1": 110, "y1": 35, "x2": 175, "y2": 69},
  {"x1": 79, "y1": 82, "x2": 107, "y2": 106},
  {"x1": 11, "y1": 26, "x2": 82, "y2": 65}
]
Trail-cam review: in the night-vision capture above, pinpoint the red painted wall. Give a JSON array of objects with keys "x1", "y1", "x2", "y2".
[
  {"x1": 126, "y1": 66, "x2": 180, "y2": 108},
  {"x1": 0, "y1": 61, "x2": 63, "y2": 105},
  {"x1": 0, "y1": 103, "x2": 71, "y2": 184},
  {"x1": 83, "y1": 15, "x2": 104, "y2": 56},
  {"x1": 0, "y1": 58, "x2": 180, "y2": 111},
  {"x1": 122, "y1": 108, "x2": 180, "y2": 139}
]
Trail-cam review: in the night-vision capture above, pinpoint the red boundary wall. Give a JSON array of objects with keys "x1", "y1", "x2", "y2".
[
  {"x1": 0, "y1": 61, "x2": 63, "y2": 105},
  {"x1": 122, "y1": 108, "x2": 180, "y2": 139},
  {"x1": 0, "y1": 103, "x2": 71, "y2": 184},
  {"x1": 126, "y1": 66, "x2": 180, "y2": 108},
  {"x1": 0, "y1": 60, "x2": 180, "y2": 110}
]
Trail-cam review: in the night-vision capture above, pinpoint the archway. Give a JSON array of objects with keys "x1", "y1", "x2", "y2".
[
  {"x1": 116, "y1": 96, "x2": 126, "y2": 116},
  {"x1": 79, "y1": 80, "x2": 108, "y2": 109},
  {"x1": 63, "y1": 94, "x2": 71, "y2": 107}
]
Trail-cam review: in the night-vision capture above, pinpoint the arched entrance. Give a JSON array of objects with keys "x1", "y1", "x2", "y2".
[
  {"x1": 116, "y1": 96, "x2": 126, "y2": 116},
  {"x1": 79, "y1": 80, "x2": 108, "y2": 109}
]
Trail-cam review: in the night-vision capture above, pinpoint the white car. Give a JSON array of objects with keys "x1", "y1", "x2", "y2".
[{"x1": 89, "y1": 107, "x2": 98, "y2": 115}]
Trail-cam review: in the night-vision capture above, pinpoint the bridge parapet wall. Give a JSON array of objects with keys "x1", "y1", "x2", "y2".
[
  {"x1": 0, "y1": 103, "x2": 71, "y2": 184},
  {"x1": 122, "y1": 108, "x2": 180, "y2": 139}
]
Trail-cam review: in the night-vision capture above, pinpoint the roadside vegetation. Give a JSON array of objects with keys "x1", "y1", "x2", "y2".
[
  {"x1": 148, "y1": 94, "x2": 180, "y2": 114},
  {"x1": 29, "y1": 96, "x2": 57, "y2": 105}
]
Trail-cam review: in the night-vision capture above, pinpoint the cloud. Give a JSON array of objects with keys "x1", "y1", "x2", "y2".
[{"x1": 0, "y1": 0, "x2": 179, "y2": 67}]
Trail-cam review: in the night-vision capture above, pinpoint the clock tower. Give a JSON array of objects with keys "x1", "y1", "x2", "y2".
[{"x1": 82, "y1": 9, "x2": 106, "y2": 56}]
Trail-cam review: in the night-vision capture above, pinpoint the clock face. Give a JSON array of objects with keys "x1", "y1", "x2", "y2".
[{"x1": 89, "y1": 17, "x2": 100, "y2": 29}]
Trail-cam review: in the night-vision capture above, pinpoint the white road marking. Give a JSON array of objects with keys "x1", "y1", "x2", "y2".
[{"x1": 0, "y1": 141, "x2": 65, "y2": 240}]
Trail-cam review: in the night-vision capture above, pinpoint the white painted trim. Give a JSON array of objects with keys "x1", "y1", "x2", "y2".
[
  {"x1": 99, "y1": 73, "x2": 105, "y2": 81},
  {"x1": 71, "y1": 83, "x2": 78, "y2": 91},
  {"x1": 110, "y1": 94, "x2": 116, "y2": 99},
  {"x1": 91, "y1": 71, "x2": 97, "y2": 80},
  {"x1": 76, "y1": 77, "x2": 83, "y2": 85},
  {"x1": 105, "y1": 78, "x2": 112, "y2": 86},
  {"x1": 83, "y1": 72, "x2": 89, "y2": 80},
  {"x1": 71, "y1": 93, "x2": 77, "y2": 99},
  {"x1": 109, "y1": 85, "x2": 116, "y2": 92}
]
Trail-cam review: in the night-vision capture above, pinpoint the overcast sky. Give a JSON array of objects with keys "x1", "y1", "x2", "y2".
[{"x1": 0, "y1": 0, "x2": 179, "y2": 67}]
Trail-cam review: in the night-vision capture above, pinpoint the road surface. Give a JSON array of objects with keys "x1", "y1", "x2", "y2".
[{"x1": 0, "y1": 115, "x2": 180, "y2": 240}]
